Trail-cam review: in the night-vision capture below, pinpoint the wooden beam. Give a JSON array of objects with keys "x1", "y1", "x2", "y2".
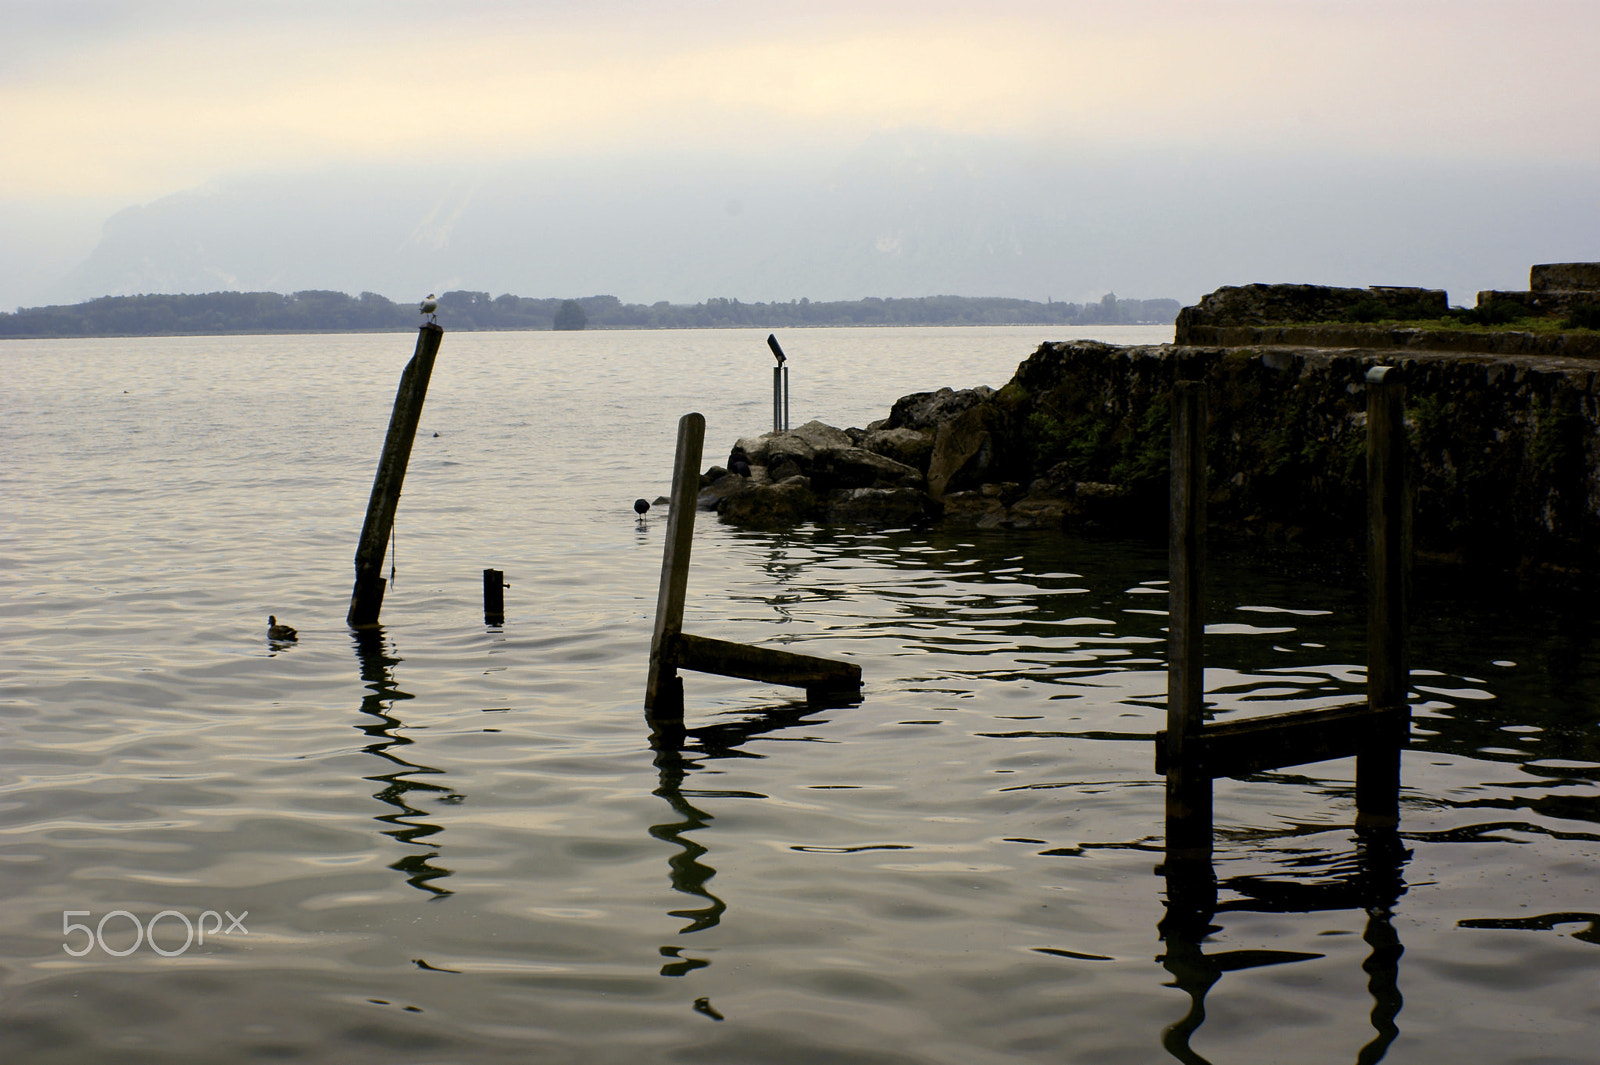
[
  {"x1": 645, "y1": 413, "x2": 705, "y2": 713},
  {"x1": 674, "y1": 633, "x2": 861, "y2": 693},
  {"x1": 348, "y1": 324, "x2": 443, "y2": 628},
  {"x1": 1156, "y1": 702, "x2": 1409, "y2": 779}
]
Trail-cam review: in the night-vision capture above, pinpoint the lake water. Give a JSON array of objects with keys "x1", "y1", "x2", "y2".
[{"x1": 2, "y1": 324, "x2": 1596, "y2": 1063}]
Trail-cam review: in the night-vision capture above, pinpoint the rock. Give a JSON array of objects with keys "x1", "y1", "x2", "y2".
[
  {"x1": 887, "y1": 386, "x2": 995, "y2": 431},
  {"x1": 824, "y1": 487, "x2": 938, "y2": 526},
  {"x1": 809, "y1": 446, "x2": 923, "y2": 491},
  {"x1": 697, "y1": 468, "x2": 767, "y2": 510},
  {"x1": 861, "y1": 426, "x2": 935, "y2": 470},
  {"x1": 1531, "y1": 263, "x2": 1600, "y2": 292},
  {"x1": 718, "y1": 478, "x2": 818, "y2": 528},
  {"x1": 789, "y1": 420, "x2": 853, "y2": 453},
  {"x1": 926, "y1": 402, "x2": 1000, "y2": 498},
  {"x1": 1175, "y1": 284, "x2": 1446, "y2": 337},
  {"x1": 940, "y1": 490, "x2": 1007, "y2": 528},
  {"x1": 1009, "y1": 496, "x2": 1069, "y2": 529}
]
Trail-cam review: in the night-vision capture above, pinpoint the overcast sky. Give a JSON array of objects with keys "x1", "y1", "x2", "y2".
[{"x1": 5, "y1": 0, "x2": 1599, "y2": 309}]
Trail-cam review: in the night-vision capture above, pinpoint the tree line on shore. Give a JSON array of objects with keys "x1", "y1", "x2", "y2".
[{"x1": 0, "y1": 289, "x2": 1181, "y2": 339}]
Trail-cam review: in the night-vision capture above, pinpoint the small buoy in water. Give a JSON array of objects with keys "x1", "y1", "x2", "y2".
[
  {"x1": 634, "y1": 498, "x2": 650, "y2": 517},
  {"x1": 267, "y1": 615, "x2": 298, "y2": 641}
]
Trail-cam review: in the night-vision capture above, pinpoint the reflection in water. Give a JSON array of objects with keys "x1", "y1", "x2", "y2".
[
  {"x1": 352, "y1": 630, "x2": 459, "y2": 898},
  {"x1": 1159, "y1": 833, "x2": 1408, "y2": 1064},
  {"x1": 647, "y1": 703, "x2": 826, "y2": 977}
]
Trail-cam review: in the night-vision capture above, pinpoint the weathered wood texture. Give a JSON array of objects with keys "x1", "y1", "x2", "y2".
[
  {"x1": 1359, "y1": 366, "x2": 1410, "y2": 827},
  {"x1": 673, "y1": 633, "x2": 861, "y2": 690},
  {"x1": 645, "y1": 410, "x2": 862, "y2": 716},
  {"x1": 1165, "y1": 381, "x2": 1211, "y2": 858},
  {"x1": 1157, "y1": 370, "x2": 1412, "y2": 846},
  {"x1": 484, "y1": 568, "x2": 506, "y2": 625},
  {"x1": 646, "y1": 413, "x2": 706, "y2": 712},
  {"x1": 348, "y1": 324, "x2": 443, "y2": 628},
  {"x1": 1156, "y1": 702, "x2": 1410, "y2": 779}
]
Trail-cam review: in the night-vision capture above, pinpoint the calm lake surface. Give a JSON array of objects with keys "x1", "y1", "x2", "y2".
[{"x1": 2, "y1": 324, "x2": 1596, "y2": 1063}]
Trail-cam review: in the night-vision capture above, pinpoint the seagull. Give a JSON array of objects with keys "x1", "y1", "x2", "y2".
[
  {"x1": 267, "y1": 615, "x2": 298, "y2": 641},
  {"x1": 420, "y1": 294, "x2": 438, "y2": 325}
]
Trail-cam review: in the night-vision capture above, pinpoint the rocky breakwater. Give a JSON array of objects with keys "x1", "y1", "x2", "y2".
[
  {"x1": 700, "y1": 267, "x2": 1600, "y2": 575},
  {"x1": 696, "y1": 372, "x2": 1152, "y2": 534}
]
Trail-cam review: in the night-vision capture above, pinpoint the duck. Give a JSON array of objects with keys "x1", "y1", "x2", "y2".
[{"x1": 267, "y1": 615, "x2": 298, "y2": 641}]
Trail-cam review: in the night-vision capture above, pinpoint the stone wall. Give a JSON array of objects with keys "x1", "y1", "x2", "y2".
[{"x1": 992, "y1": 342, "x2": 1600, "y2": 571}]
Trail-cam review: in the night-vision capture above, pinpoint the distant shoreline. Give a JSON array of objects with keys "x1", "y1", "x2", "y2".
[{"x1": 0, "y1": 290, "x2": 1180, "y2": 341}]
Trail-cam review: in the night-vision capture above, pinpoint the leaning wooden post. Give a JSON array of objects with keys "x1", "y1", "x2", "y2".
[
  {"x1": 645, "y1": 413, "x2": 705, "y2": 716},
  {"x1": 1165, "y1": 381, "x2": 1212, "y2": 861},
  {"x1": 1358, "y1": 365, "x2": 1410, "y2": 829},
  {"x1": 347, "y1": 324, "x2": 443, "y2": 628}
]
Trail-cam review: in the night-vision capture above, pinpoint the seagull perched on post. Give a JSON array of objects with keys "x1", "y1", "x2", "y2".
[{"x1": 420, "y1": 293, "x2": 438, "y2": 325}]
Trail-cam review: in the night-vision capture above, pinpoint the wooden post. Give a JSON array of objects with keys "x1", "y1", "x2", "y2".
[
  {"x1": 484, "y1": 568, "x2": 506, "y2": 625},
  {"x1": 646, "y1": 413, "x2": 705, "y2": 716},
  {"x1": 1165, "y1": 381, "x2": 1212, "y2": 860},
  {"x1": 1358, "y1": 366, "x2": 1409, "y2": 828},
  {"x1": 348, "y1": 324, "x2": 443, "y2": 628}
]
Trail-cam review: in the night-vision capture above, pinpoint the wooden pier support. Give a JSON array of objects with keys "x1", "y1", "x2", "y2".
[
  {"x1": 1156, "y1": 366, "x2": 1411, "y2": 846},
  {"x1": 484, "y1": 568, "x2": 507, "y2": 626},
  {"x1": 645, "y1": 412, "x2": 860, "y2": 718},
  {"x1": 1358, "y1": 365, "x2": 1410, "y2": 829},
  {"x1": 347, "y1": 324, "x2": 443, "y2": 628},
  {"x1": 1165, "y1": 381, "x2": 1212, "y2": 861}
]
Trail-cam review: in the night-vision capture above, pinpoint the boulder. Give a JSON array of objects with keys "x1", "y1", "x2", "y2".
[
  {"x1": 789, "y1": 420, "x2": 854, "y2": 452},
  {"x1": 824, "y1": 487, "x2": 938, "y2": 527},
  {"x1": 1008, "y1": 496, "x2": 1069, "y2": 529},
  {"x1": 926, "y1": 402, "x2": 1000, "y2": 498},
  {"x1": 887, "y1": 386, "x2": 995, "y2": 431},
  {"x1": 861, "y1": 426, "x2": 935, "y2": 470},
  {"x1": 718, "y1": 478, "x2": 818, "y2": 528},
  {"x1": 697, "y1": 468, "x2": 767, "y2": 510},
  {"x1": 809, "y1": 446, "x2": 923, "y2": 492}
]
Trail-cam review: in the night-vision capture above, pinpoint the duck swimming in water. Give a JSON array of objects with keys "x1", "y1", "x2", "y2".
[{"x1": 267, "y1": 615, "x2": 298, "y2": 641}]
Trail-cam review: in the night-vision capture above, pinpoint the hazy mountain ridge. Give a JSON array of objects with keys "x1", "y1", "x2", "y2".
[{"x1": 31, "y1": 131, "x2": 1600, "y2": 314}]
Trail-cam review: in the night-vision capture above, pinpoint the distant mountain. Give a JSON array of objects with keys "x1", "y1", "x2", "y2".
[
  {"x1": 0, "y1": 289, "x2": 1181, "y2": 339},
  {"x1": 37, "y1": 131, "x2": 1600, "y2": 312}
]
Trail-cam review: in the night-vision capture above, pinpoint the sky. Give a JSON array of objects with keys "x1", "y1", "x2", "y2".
[{"x1": 4, "y1": 0, "x2": 1599, "y2": 310}]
